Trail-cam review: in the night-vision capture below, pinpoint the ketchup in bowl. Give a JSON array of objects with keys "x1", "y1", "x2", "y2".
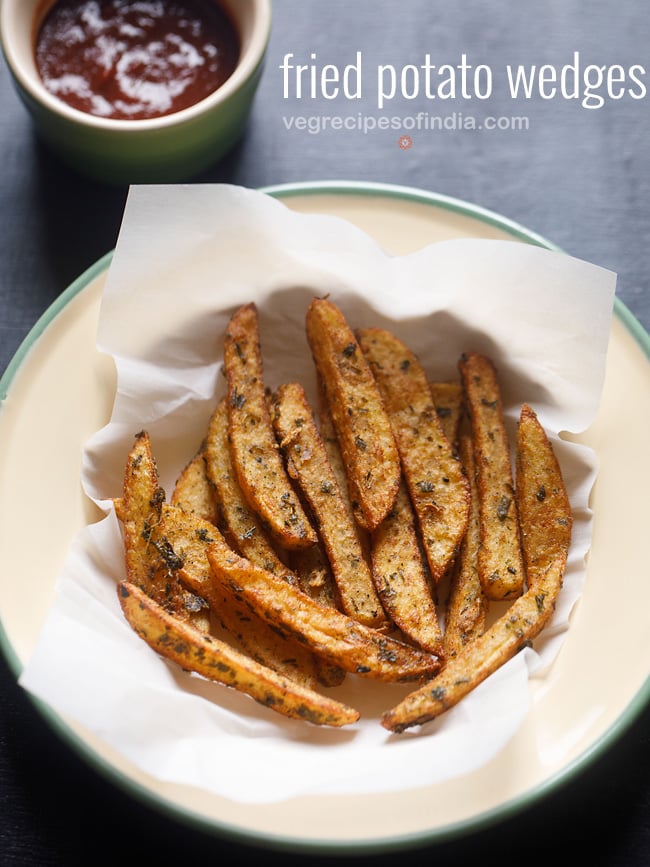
[{"x1": 35, "y1": 0, "x2": 240, "y2": 120}]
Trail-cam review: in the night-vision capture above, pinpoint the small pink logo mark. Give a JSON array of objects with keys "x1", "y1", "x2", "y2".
[{"x1": 398, "y1": 135, "x2": 413, "y2": 150}]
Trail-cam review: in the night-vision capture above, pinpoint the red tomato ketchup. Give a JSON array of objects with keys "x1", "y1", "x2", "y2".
[{"x1": 34, "y1": 0, "x2": 240, "y2": 120}]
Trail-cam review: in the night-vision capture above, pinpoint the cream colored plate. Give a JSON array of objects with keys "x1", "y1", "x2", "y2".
[{"x1": 1, "y1": 181, "x2": 649, "y2": 853}]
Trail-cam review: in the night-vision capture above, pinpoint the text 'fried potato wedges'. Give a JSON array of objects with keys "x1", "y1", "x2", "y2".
[
  {"x1": 118, "y1": 581, "x2": 360, "y2": 727},
  {"x1": 381, "y1": 553, "x2": 566, "y2": 733},
  {"x1": 516, "y1": 403, "x2": 573, "y2": 590},
  {"x1": 458, "y1": 352, "x2": 525, "y2": 601},
  {"x1": 305, "y1": 298, "x2": 400, "y2": 531},
  {"x1": 444, "y1": 434, "x2": 488, "y2": 658},
  {"x1": 358, "y1": 328, "x2": 470, "y2": 583},
  {"x1": 224, "y1": 303, "x2": 317, "y2": 549},
  {"x1": 156, "y1": 503, "x2": 322, "y2": 689},
  {"x1": 207, "y1": 536, "x2": 442, "y2": 683},
  {"x1": 370, "y1": 483, "x2": 444, "y2": 655},
  {"x1": 272, "y1": 381, "x2": 388, "y2": 630}
]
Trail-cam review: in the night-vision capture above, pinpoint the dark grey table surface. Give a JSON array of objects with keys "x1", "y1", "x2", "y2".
[{"x1": 1, "y1": 2, "x2": 649, "y2": 865}]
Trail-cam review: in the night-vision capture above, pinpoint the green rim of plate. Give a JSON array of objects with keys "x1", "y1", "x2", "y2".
[{"x1": 1, "y1": 180, "x2": 648, "y2": 856}]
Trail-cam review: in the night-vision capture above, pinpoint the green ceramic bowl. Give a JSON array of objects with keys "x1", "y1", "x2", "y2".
[{"x1": 0, "y1": 0, "x2": 271, "y2": 184}]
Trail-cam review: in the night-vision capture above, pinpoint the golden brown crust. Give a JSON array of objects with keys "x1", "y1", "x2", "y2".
[
  {"x1": 516, "y1": 403, "x2": 573, "y2": 589},
  {"x1": 118, "y1": 580, "x2": 360, "y2": 727},
  {"x1": 358, "y1": 327, "x2": 470, "y2": 583},
  {"x1": 458, "y1": 352, "x2": 525, "y2": 600},
  {"x1": 204, "y1": 397, "x2": 296, "y2": 581},
  {"x1": 382, "y1": 553, "x2": 566, "y2": 733},
  {"x1": 121, "y1": 431, "x2": 198, "y2": 622},
  {"x1": 443, "y1": 435, "x2": 488, "y2": 658},
  {"x1": 370, "y1": 483, "x2": 443, "y2": 655},
  {"x1": 305, "y1": 298, "x2": 400, "y2": 531},
  {"x1": 429, "y1": 380, "x2": 465, "y2": 449},
  {"x1": 170, "y1": 445, "x2": 220, "y2": 525},
  {"x1": 207, "y1": 536, "x2": 442, "y2": 684},
  {"x1": 156, "y1": 503, "x2": 322, "y2": 689},
  {"x1": 224, "y1": 303, "x2": 317, "y2": 549},
  {"x1": 271, "y1": 381, "x2": 388, "y2": 629}
]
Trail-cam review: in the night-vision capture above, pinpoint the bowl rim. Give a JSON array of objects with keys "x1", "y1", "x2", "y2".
[{"x1": 0, "y1": 0, "x2": 272, "y2": 131}]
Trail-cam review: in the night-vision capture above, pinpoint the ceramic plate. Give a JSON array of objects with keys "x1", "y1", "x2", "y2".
[{"x1": 1, "y1": 181, "x2": 649, "y2": 854}]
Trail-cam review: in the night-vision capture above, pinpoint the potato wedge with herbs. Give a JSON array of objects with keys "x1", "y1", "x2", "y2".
[
  {"x1": 289, "y1": 542, "x2": 346, "y2": 687},
  {"x1": 224, "y1": 303, "x2": 317, "y2": 549},
  {"x1": 271, "y1": 381, "x2": 388, "y2": 630},
  {"x1": 430, "y1": 380, "x2": 465, "y2": 449},
  {"x1": 316, "y1": 371, "x2": 371, "y2": 549},
  {"x1": 358, "y1": 328, "x2": 470, "y2": 584},
  {"x1": 444, "y1": 435, "x2": 488, "y2": 658},
  {"x1": 204, "y1": 397, "x2": 296, "y2": 582},
  {"x1": 370, "y1": 483, "x2": 443, "y2": 655},
  {"x1": 305, "y1": 298, "x2": 400, "y2": 531},
  {"x1": 156, "y1": 502, "x2": 322, "y2": 689},
  {"x1": 458, "y1": 351, "x2": 525, "y2": 601},
  {"x1": 516, "y1": 403, "x2": 573, "y2": 590},
  {"x1": 121, "y1": 431, "x2": 204, "y2": 623},
  {"x1": 381, "y1": 553, "x2": 566, "y2": 733},
  {"x1": 170, "y1": 445, "x2": 220, "y2": 526},
  {"x1": 118, "y1": 581, "x2": 359, "y2": 728},
  {"x1": 207, "y1": 536, "x2": 441, "y2": 683}
]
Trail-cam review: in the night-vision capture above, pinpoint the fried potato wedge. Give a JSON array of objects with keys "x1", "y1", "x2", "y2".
[
  {"x1": 381, "y1": 553, "x2": 566, "y2": 733},
  {"x1": 305, "y1": 298, "x2": 400, "y2": 531},
  {"x1": 271, "y1": 381, "x2": 388, "y2": 629},
  {"x1": 516, "y1": 403, "x2": 573, "y2": 590},
  {"x1": 370, "y1": 483, "x2": 443, "y2": 654},
  {"x1": 204, "y1": 398, "x2": 296, "y2": 582},
  {"x1": 121, "y1": 431, "x2": 200, "y2": 622},
  {"x1": 224, "y1": 303, "x2": 317, "y2": 549},
  {"x1": 289, "y1": 542, "x2": 346, "y2": 687},
  {"x1": 207, "y1": 536, "x2": 442, "y2": 683},
  {"x1": 444, "y1": 435, "x2": 488, "y2": 658},
  {"x1": 157, "y1": 503, "x2": 322, "y2": 690},
  {"x1": 430, "y1": 380, "x2": 465, "y2": 449},
  {"x1": 118, "y1": 581, "x2": 359, "y2": 727},
  {"x1": 316, "y1": 371, "x2": 372, "y2": 554},
  {"x1": 358, "y1": 328, "x2": 470, "y2": 583},
  {"x1": 170, "y1": 445, "x2": 219, "y2": 525},
  {"x1": 458, "y1": 352, "x2": 524, "y2": 600}
]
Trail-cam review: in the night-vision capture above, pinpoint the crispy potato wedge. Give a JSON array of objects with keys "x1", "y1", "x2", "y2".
[
  {"x1": 317, "y1": 372, "x2": 370, "y2": 537},
  {"x1": 289, "y1": 542, "x2": 346, "y2": 687},
  {"x1": 516, "y1": 403, "x2": 573, "y2": 590},
  {"x1": 121, "y1": 431, "x2": 201, "y2": 622},
  {"x1": 207, "y1": 535, "x2": 441, "y2": 683},
  {"x1": 458, "y1": 352, "x2": 525, "y2": 600},
  {"x1": 157, "y1": 502, "x2": 322, "y2": 690},
  {"x1": 118, "y1": 581, "x2": 359, "y2": 727},
  {"x1": 170, "y1": 445, "x2": 220, "y2": 525},
  {"x1": 381, "y1": 553, "x2": 566, "y2": 733},
  {"x1": 224, "y1": 303, "x2": 317, "y2": 549},
  {"x1": 358, "y1": 328, "x2": 470, "y2": 583},
  {"x1": 271, "y1": 381, "x2": 388, "y2": 629},
  {"x1": 444, "y1": 435, "x2": 488, "y2": 658},
  {"x1": 430, "y1": 380, "x2": 465, "y2": 449},
  {"x1": 305, "y1": 298, "x2": 400, "y2": 531},
  {"x1": 204, "y1": 398, "x2": 296, "y2": 582},
  {"x1": 370, "y1": 483, "x2": 443, "y2": 654}
]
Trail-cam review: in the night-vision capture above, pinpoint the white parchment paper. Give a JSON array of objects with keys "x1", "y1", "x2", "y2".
[{"x1": 20, "y1": 184, "x2": 616, "y2": 803}]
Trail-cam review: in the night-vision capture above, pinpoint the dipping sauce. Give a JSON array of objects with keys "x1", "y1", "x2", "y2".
[{"x1": 35, "y1": 0, "x2": 240, "y2": 120}]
